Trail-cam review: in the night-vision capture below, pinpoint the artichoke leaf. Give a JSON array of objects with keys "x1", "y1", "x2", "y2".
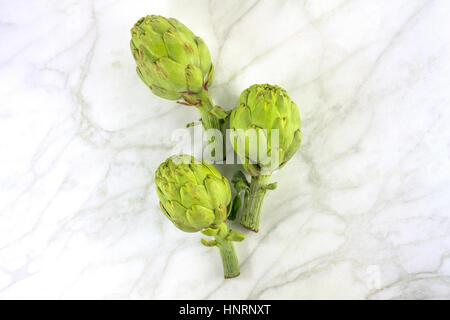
[
  {"x1": 201, "y1": 239, "x2": 217, "y2": 247},
  {"x1": 209, "y1": 105, "x2": 228, "y2": 119},
  {"x1": 201, "y1": 227, "x2": 219, "y2": 236},
  {"x1": 225, "y1": 230, "x2": 245, "y2": 242},
  {"x1": 227, "y1": 194, "x2": 241, "y2": 221}
]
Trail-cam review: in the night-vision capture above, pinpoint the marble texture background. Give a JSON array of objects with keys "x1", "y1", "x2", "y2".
[{"x1": 1, "y1": 0, "x2": 450, "y2": 299}]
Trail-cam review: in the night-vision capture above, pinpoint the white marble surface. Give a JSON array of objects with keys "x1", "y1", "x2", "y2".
[{"x1": 1, "y1": 0, "x2": 450, "y2": 299}]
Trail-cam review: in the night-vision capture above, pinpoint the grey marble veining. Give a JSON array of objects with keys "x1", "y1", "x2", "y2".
[{"x1": 0, "y1": 0, "x2": 449, "y2": 299}]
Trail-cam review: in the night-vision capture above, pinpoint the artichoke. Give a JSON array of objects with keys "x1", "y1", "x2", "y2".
[
  {"x1": 229, "y1": 84, "x2": 302, "y2": 232},
  {"x1": 130, "y1": 15, "x2": 227, "y2": 132},
  {"x1": 155, "y1": 155, "x2": 244, "y2": 278},
  {"x1": 155, "y1": 154, "x2": 230, "y2": 232}
]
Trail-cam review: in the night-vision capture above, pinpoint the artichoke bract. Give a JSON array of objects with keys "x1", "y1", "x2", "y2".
[
  {"x1": 230, "y1": 84, "x2": 302, "y2": 232},
  {"x1": 155, "y1": 155, "x2": 244, "y2": 278},
  {"x1": 130, "y1": 15, "x2": 227, "y2": 132}
]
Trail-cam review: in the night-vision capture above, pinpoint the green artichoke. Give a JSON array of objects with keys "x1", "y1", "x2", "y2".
[
  {"x1": 130, "y1": 15, "x2": 227, "y2": 132},
  {"x1": 229, "y1": 84, "x2": 302, "y2": 232},
  {"x1": 130, "y1": 15, "x2": 213, "y2": 100},
  {"x1": 155, "y1": 155, "x2": 244, "y2": 278},
  {"x1": 155, "y1": 154, "x2": 230, "y2": 232},
  {"x1": 230, "y1": 84, "x2": 302, "y2": 175}
]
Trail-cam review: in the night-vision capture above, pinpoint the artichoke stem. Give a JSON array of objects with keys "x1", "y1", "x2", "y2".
[
  {"x1": 198, "y1": 105, "x2": 221, "y2": 133},
  {"x1": 240, "y1": 175, "x2": 271, "y2": 232},
  {"x1": 217, "y1": 240, "x2": 240, "y2": 279},
  {"x1": 215, "y1": 223, "x2": 240, "y2": 278},
  {"x1": 195, "y1": 89, "x2": 226, "y2": 160},
  {"x1": 196, "y1": 90, "x2": 221, "y2": 132}
]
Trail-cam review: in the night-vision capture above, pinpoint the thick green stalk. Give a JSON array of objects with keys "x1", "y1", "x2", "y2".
[
  {"x1": 196, "y1": 90, "x2": 221, "y2": 132},
  {"x1": 240, "y1": 175, "x2": 271, "y2": 232},
  {"x1": 215, "y1": 223, "x2": 240, "y2": 278},
  {"x1": 195, "y1": 89, "x2": 227, "y2": 160}
]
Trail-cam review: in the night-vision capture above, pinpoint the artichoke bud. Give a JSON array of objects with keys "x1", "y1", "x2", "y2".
[
  {"x1": 155, "y1": 155, "x2": 231, "y2": 233},
  {"x1": 230, "y1": 84, "x2": 302, "y2": 176},
  {"x1": 130, "y1": 15, "x2": 214, "y2": 99}
]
